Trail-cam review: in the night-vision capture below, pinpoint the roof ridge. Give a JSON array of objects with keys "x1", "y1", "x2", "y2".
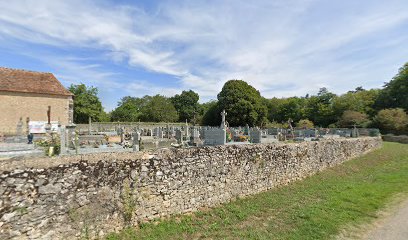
[{"x1": 0, "y1": 66, "x2": 52, "y2": 75}]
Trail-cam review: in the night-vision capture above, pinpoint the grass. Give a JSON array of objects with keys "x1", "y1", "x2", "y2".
[{"x1": 106, "y1": 142, "x2": 408, "y2": 240}]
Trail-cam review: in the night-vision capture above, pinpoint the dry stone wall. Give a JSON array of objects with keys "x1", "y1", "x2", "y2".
[{"x1": 0, "y1": 137, "x2": 382, "y2": 239}]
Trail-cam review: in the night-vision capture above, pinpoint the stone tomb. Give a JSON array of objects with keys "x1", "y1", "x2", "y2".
[{"x1": 203, "y1": 128, "x2": 226, "y2": 146}]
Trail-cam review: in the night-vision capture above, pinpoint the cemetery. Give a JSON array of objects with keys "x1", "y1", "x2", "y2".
[
  {"x1": 0, "y1": 108, "x2": 382, "y2": 161},
  {"x1": 0, "y1": 104, "x2": 385, "y2": 239}
]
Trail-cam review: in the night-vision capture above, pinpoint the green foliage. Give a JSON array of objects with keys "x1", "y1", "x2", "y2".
[
  {"x1": 304, "y1": 88, "x2": 337, "y2": 127},
  {"x1": 333, "y1": 89, "x2": 380, "y2": 118},
  {"x1": 110, "y1": 96, "x2": 143, "y2": 122},
  {"x1": 68, "y1": 84, "x2": 106, "y2": 123},
  {"x1": 337, "y1": 110, "x2": 370, "y2": 128},
  {"x1": 217, "y1": 80, "x2": 267, "y2": 126},
  {"x1": 375, "y1": 63, "x2": 408, "y2": 111},
  {"x1": 201, "y1": 100, "x2": 221, "y2": 126},
  {"x1": 296, "y1": 119, "x2": 314, "y2": 128},
  {"x1": 110, "y1": 95, "x2": 178, "y2": 123},
  {"x1": 140, "y1": 95, "x2": 179, "y2": 122},
  {"x1": 374, "y1": 108, "x2": 408, "y2": 134},
  {"x1": 275, "y1": 97, "x2": 307, "y2": 123},
  {"x1": 171, "y1": 90, "x2": 200, "y2": 123}
]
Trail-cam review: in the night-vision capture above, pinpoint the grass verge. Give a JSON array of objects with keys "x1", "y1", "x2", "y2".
[{"x1": 107, "y1": 142, "x2": 408, "y2": 240}]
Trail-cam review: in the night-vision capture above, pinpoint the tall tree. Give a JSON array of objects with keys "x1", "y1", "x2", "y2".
[
  {"x1": 68, "y1": 84, "x2": 105, "y2": 123},
  {"x1": 375, "y1": 63, "x2": 408, "y2": 112},
  {"x1": 140, "y1": 95, "x2": 179, "y2": 122},
  {"x1": 275, "y1": 97, "x2": 306, "y2": 123},
  {"x1": 304, "y1": 88, "x2": 337, "y2": 127},
  {"x1": 201, "y1": 100, "x2": 221, "y2": 126},
  {"x1": 217, "y1": 80, "x2": 267, "y2": 126},
  {"x1": 332, "y1": 89, "x2": 380, "y2": 119},
  {"x1": 110, "y1": 96, "x2": 142, "y2": 122},
  {"x1": 171, "y1": 90, "x2": 200, "y2": 123}
]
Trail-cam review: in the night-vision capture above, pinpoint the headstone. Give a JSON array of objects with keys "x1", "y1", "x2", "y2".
[
  {"x1": 203, "y1": 128, "x2": 226, "y2": 146},
  {"x1": 175, "y1": 129, "x2": 182, "y2": 144},
  {"x1": 185, "y1": 121, "x2": 189, "y2": 137},
  {"x1": 250, "y1": 128, "x2": 262, "y2": 143},
  {"x1": 132, "y1": 131, "x2": 141, "y2": 152},
  {"x1": 190, "y1": 127, "x2": 202, "y2": 146},
  {"x1": 60, "y1": 126, "x2": 67, "y2": 155},
  {"x1": 351, "y1": 126, "x2": 359, "y2": 138}
]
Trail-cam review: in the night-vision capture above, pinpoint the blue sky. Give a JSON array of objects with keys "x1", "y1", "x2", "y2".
[{"x1": 0, "y1": 0, "x2": 407, "y2": 111}]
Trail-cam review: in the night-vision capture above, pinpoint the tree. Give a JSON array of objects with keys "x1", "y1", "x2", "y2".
[
  {"x1": 296, "y1": 119, "x2": 314, "y2": 128},
  {"x1": 337, "y1": 110, "x2": 369, "y2": 128},
  {"x1": 201, "y1": 100, "x2": 221, "y2": 126},
  {"x1": 110, "y1": 97, "x2": 142, "y2": 122},
  {"x1": 375, "y1": 63, "x2": 408, "y2": 112},
  {"x1": 304, "y1": 88, "x2": 337, "y2": 127},
  {"x1": 217, "y1": 80, "x2": 267, "y2": 126},
  {"x1": 140, "y1": 95, "x2": 179, "y2": 122},
  {"x1": 275, "y1": 97, "x2": 306, "y2": 123},
  {"x1": 171, "y1": 90, "x2": 200, "y2": 123},
  {"x1": 333, "y1": 89, "x2": 380, "y2": 119},
  {"x1": 68, "y1": 84, "x2": 106, "y2": 123},
  {"x1": 374, "y1": 108, "x2": 408, "y2": 134}
]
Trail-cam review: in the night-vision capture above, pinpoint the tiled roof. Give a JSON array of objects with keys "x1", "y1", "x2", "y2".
[{"x1": 0, "y1": 67, "x2": 73, "y2": 96}]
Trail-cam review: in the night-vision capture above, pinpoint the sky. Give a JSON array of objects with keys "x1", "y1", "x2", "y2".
[{"x1": 0, "y1": 0, "x2": 407, "y2": 111}]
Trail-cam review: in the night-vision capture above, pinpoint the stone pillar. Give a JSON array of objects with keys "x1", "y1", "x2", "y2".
[
  {"x1": 132, "y1": 131, "x2": 141, "y2": 152},
  {"x1": 60, "y1": 126, "x2": 67, "y2": 155}
]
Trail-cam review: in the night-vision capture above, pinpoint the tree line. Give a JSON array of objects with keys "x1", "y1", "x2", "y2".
[{"x1": 69, "y1": 62, "x2": 408, "y2": 134}]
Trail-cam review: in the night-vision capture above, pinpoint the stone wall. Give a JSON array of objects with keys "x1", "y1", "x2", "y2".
[{"x1": 0, "y1": 137, "x2": 382, "y2": 239}]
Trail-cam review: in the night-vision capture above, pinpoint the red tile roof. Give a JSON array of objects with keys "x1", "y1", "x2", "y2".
[{"x1": 0, "y1": 67, "x2": 73, "y2": 96}]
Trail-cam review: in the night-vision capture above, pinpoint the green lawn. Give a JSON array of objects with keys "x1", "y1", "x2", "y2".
[{"x1": 107, "y1": 142, "x2": 408, "y2": 240}]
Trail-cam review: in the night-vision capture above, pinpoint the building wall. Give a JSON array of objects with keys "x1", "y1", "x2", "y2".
[
  {"x1": 0, "y1": 137, "x2": 382, "y2": 239},
  {"x1": 0, "y1": 91, "x2": 72, "y2": 135}
]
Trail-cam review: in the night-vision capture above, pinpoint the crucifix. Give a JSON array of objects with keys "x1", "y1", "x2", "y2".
[
  {"x1": 220, "y1": 109, "x2": 227, "y2": 129},
  {"x1": 47, "y1": 106, "x2": 51, "y2": 125}
]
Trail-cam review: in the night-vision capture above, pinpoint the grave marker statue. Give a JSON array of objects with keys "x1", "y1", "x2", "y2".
[{"x1": 220, "y1": 109, "x2": 227, "y2": 129}]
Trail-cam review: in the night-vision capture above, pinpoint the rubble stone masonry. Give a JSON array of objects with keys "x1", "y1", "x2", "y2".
[{"x1": 0, "y1": 137, "x2": 382, "y2": 239}]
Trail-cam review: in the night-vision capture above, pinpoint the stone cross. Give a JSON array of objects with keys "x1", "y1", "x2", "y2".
[
  {"x1": 220, "y1": 109, "x2": 227, "y2": 129},
  {"x1": 47, "y1": 106, "x2": 51, "y2": 124}
]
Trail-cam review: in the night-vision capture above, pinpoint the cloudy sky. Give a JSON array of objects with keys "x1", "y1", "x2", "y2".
[{"x1": 0, "y1": 0, "x2": 407, "y2": 111}]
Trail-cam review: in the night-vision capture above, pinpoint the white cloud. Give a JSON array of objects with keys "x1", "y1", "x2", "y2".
[{"x1": 0, "y1": 0, "x2": 407, "y2": 104}]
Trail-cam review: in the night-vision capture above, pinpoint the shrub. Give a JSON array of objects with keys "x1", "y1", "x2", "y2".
[{"x1": 374, "y1": 108, "x2": 408, "y2": 134}]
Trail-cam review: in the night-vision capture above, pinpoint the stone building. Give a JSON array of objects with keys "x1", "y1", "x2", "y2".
[{"x1": 0, "y1": 67, "x2": 73, "y2": 135}]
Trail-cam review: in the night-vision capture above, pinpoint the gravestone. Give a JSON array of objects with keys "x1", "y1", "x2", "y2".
[
  {"x1": 175, "y1": 129, "x2": 183, "y2": 144},
  {"x1": 184, "y1": 121, "x2": 189, "y2": 138},
  {"x1": 132, "y1": 131, "x2": 141, "y2": 152},
  {"x1": 59, "y1": 126, "x2": 67, "y2": 155},
  {"x1": 351, "y1": 126, "x2": 360, "y2": 138},
  {"x1": 190, "y1": 127, "x2": 202, "y2": 146},
  {"x1": 250, "y1": 128, "x2": 262, "y2": 143},
  {"x1": 203, "y1": 128, "x2": 226, "y2": 146}
]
